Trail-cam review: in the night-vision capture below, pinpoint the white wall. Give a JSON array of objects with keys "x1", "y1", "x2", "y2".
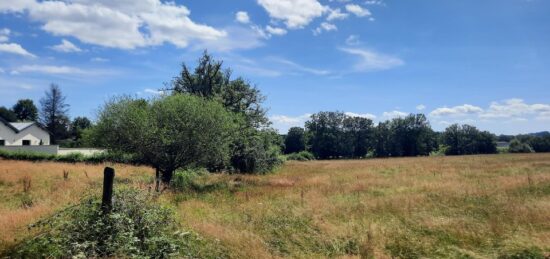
[{"x1": 0, "y1": 123, "x2": 50, "y2": 146}]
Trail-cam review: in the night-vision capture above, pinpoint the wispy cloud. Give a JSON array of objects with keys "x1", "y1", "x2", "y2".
[
  {"x1": 268, "y1": 57, "x2": 331, "y2": 75},
  {"x1": 339, "y1": 47, "x2": 404, "y2": 72}
]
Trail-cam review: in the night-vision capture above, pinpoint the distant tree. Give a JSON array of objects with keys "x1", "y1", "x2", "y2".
[
  {"x1": 342, "y1": 116, "x2": 375, "y2": 157},
  {"x1": 306, "y1": 111, "x2": 347, "y2": 159},
  {"x1": 373, "y1": 114, "x2": 436, "y2": 157},
  {"x1": 91, "y1": 94, "x2": 237, "y2": 183},
  {"x1": 0, "y1": 106, "x2": 17, "y2": 122},
  {"x1": 508, "y1": 138, "x2": 534, "y2": 153},
  {"x1": 12, "y1": 99, "x2": 38, "y2": 122},
  {"x1": 40, "y1": 84, "x2": 70, "y2": 143},
  {"x1": 442, "y1": 124, "x2": 497, "y2": 155},
  {"x1": 284, "y1": 127, "x2": 307, "y2": 154},
  {"x1": 70, "y1": 117, "x2": 92, "y2": 140}
]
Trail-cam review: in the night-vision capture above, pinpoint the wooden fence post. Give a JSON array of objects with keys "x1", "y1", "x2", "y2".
[
  {"x1": 102, "y1": 167, "x2": 115, "y2": 213},
  {"x1": 155, "y1": 168, "x2": 160, "y2": 192}
]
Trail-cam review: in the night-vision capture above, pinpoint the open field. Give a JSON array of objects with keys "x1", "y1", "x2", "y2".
[{"x1": 1, "y1": 154, "x2": 549, "y2": 258}]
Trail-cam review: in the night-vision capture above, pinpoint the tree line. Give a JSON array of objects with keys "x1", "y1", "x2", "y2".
[
  {"x1": 284, "y1": 111, "x2": 550, "y2": 159},
  {"x1": 1, "y1": 85, "x2": 92, "y2": 146}
]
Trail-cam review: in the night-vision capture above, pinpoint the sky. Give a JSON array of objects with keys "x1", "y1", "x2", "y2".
[{"x1": 0, "y1": 0, "x2": 549, "y2": 135}]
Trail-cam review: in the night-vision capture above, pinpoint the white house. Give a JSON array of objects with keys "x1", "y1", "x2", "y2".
[{"x1": 0, "y1": 116, "x2": 50, "y2": 146}]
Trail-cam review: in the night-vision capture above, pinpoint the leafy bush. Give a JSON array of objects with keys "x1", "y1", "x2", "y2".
[
  {"x1": 10, "y1": 188, "x2": 224, "y2": 258},
  {"x1": 508, "y1": 139, "x2": 535, "y2": 153},
  {"x1": 231, "y1": 129, "x2": 283, "y2": 174},
  {"x1": 286, "y1": 151, "x2": 316, "y2": 161}
]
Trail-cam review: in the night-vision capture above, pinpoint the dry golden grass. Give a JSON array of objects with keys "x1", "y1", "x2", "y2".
[
  {"x1": 0, "y1": 159, "x2": 154, "y2": 251},
  {"x1": 1, "y1": 154, "x2": 549, "y2": 258}
]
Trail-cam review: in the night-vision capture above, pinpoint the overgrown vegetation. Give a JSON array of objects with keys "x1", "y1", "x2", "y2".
[
  {"x1": 285, "y1": 151, "x2": 315, "y2": 161},
  {"x1": 0, "y1": 149, "x2": 138, "y2": 164},
  {"x1": 8, "y1": 188, "x2": 226, "y2": 258}
]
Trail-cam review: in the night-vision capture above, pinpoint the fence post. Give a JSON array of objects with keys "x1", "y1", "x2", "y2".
[
  {"x1": 102, "y1": 167, "x2": 115, "y2": 213},
  {"x1": 155, "y1": 168, "x2": 160, "y2": 192}
]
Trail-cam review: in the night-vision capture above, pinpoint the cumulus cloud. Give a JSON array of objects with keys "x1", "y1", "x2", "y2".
[
  {"x1": 327, "y1": 8, "x2": 349, "y2": 21},
  {"x1": 345, "y1": 4, "x2": 371, "y2": 17},
  {"x1": 265, "y1": 25, "x2": 287, "y2": 36},
  {"x1": 51, "y1": 39, "x2": 82, "y2": 53},
  {"x1": 0, "y1": 43, "x2": 36, "y2": 57},
  {"x1": 257, "y1": 0, "x2": 327, "y2": 29},
  {"x1": 480, "y1": 98, "x2": 550, "y2": 120},
  {"x1": 345, "y1": 35, "x2": 360, "y2": 46},
  {"x1": 383, "y1": 110, "x2": 408, "y2": 119},
  {"x1": 429, "y1": 104, "x2": 483, "y2": 117},
  {"x1": 313, "y1": 22, "x2": 337, "y2": 35},
  {"x1": 235, "y1": 11, "x2": 250, "y2": 24},
  {"x1": 345, "y1": 112, "x2": 376, "y2": 119},
  {"x1": 0, "y1": 0, "x2": 228, "y2": 50},
  {"x1": 416, "y1": 104, "x2": 426, "y2": 111},
  {"x1": 339, "y1": 47, "x2": 404, "y2": 72}
]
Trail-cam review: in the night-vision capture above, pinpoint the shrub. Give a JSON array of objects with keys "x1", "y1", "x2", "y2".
[
  {"x1": 286, "y1": 151, "x2": 316, "y2": 161},
  {"x1": 10, "y1": 188, "x2": 224, "y2": 258},
  {"x1": 508, "y1": 139, "x2": 535, "y2": 153},
  {"x1": 0, "y1": 149, "x2": 140, "y2": 165}
]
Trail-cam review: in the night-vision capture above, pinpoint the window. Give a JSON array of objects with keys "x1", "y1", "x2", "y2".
[
  {"x1": 22, "y1": 140, "x2": 31, "y2": 146},
  {"x1": 0, "y1": 140, "x2": 4, "y2": 146}
]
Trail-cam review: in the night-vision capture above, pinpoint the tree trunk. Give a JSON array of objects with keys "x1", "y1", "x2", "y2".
[{"x1": 161, "y1": 170, "x2": 173, "y2": 184}]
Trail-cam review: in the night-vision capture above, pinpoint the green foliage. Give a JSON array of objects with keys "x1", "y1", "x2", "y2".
[
  {"x1": 284, "y1": 127, "x2": 307, "y2": 154},
  {"x1": 230, "y1": 129, "x2": 283, "y2": 174},
  {"x1": 10, "y1": 188, "x2": 225, "y2": 258},
  {"x1": 374, "y1": 114, "x2": 436, "y2": 157},
  {"x1": 286, "y1": 151, "x2": 316, "y2": 161},
  {"x1": 39, "y1": 84, "x2": 70, "y2": 143},
  {"x1": 442, "y1": 124, "x2": 497, "y2": 155},
  {"x1": 429, "y1": 145, "x2": 449, "y2": 157},
  {"x1": 508, "y1": 139, "x2": 534, "y2": 153},
  {"x1": 12, "y1": 99, "x2": 38, "y2": 122},
  {"x1": 0, "y1": 106, "x2": 17, "y2": 122},
  {"x1": 0, "y1": 149, "x2": 139, "y2": 165},
  {"x1": 90, "y1": 94, "x2": 237, "y2": 182}
]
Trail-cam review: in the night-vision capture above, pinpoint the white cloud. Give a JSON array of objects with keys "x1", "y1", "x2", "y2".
[
  {"x1": 268, "y1": 57, "x2": 330, "y2": 75},
  {"x1": 265, "y1": 25, "x2": 287, "y2": 36},
  {"x1": 257, "y1": 0, "x2": 327, "y2": 29},
  {"x1": 345, "y1": 112, "x2": 376, "y2": 119},
  {"x1": 0, "y1": 43, "x2": 36, "y2": 57},
  {"x1": 1, "y1": 0, "x2": 227, "y2": 50},
  {"x1": 480, "y1": 98, "x2": 550, "y2": 120},
  {"x1": 327, "y1": 8, "x2": 349, "y2": 21},
  {"x1": 270, "y1": 113, "x2": 311, "y2": 132},
  {"x1": 91, "y1": 57, "x2": 109, "y2": 62},
  {"x1": 0, "y1": 28, "x2": 10, "y2": 42},
  {"x1": 339, "y1": 47, "x2": 404, "y2": 72},
  {"x1": 383, "y1": 110, "x2": 408, "y2": 119},
  {"x1": 0, "y1": 67, "x2": 4, "y2": 73},
  {"x1": 313, "y1": 22, "x2": 337, "y2": 35},
  {"x1": 364, "y1": 0, "x2": 385, "y2": 6},
  {"x1": 11, "y1": 65, "x2": 88, "y2": 74},
  {"x1": 51, "y1": 39, "x2": 82, "y2": 52},
  {"x1": 430, "y1": 104, "x2": 483, "y2": 117},
  {"x1": 416, "y1": 104, "x2": 426, "y2": 111},
  {"x1": 345, "y1": 4, "x2": 371, "y2": 17},
  {"x1": 345, "y1": 35, "x2": 360, "y2": 45},
  {"x1": 236, "y1": 11, "x2": 250, "y2": 24}
]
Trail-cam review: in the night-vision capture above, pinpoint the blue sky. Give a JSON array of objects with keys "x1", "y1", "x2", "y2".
[{"x1": 0, "y1": 0, "x2": 549, "y2": 135}]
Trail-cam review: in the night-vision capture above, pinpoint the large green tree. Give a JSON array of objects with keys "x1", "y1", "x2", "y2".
[
  {"x1": 442, "y1": 124, "x2": 497, "y2": 155},
  {"x1": 92, "y1": 94, "x2": 237, "y2": 183},
  {"x1": 40, "y1": 84, "x2": 70, "y2": 143},
  {"x1": 170, "y1": 51, "x2": 281, "y2": 173},
  {"x1": 12, "y1": 99, "x2": 38, "y2": 122},
  {"x1": 284, "y1": 127, "x2": 307, "y2": 154}
]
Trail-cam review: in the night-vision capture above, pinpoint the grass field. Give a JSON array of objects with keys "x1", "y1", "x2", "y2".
[{"x1": 1, "y1": 154, "x2": 549, "y2": 258}]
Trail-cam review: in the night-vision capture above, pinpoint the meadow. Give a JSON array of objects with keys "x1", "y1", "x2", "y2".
[{"x1": 0, "y1": 154, "x2": 549, "y2": 258}]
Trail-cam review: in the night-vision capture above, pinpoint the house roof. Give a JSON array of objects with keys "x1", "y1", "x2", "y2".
[{"x1": 0, "y1": 115, "x2": 50, "y2": 134}]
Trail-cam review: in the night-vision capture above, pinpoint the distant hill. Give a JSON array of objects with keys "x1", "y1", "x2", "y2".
[{"x1": 528, "y1": 131, "x2": 550, "y2": 137}]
